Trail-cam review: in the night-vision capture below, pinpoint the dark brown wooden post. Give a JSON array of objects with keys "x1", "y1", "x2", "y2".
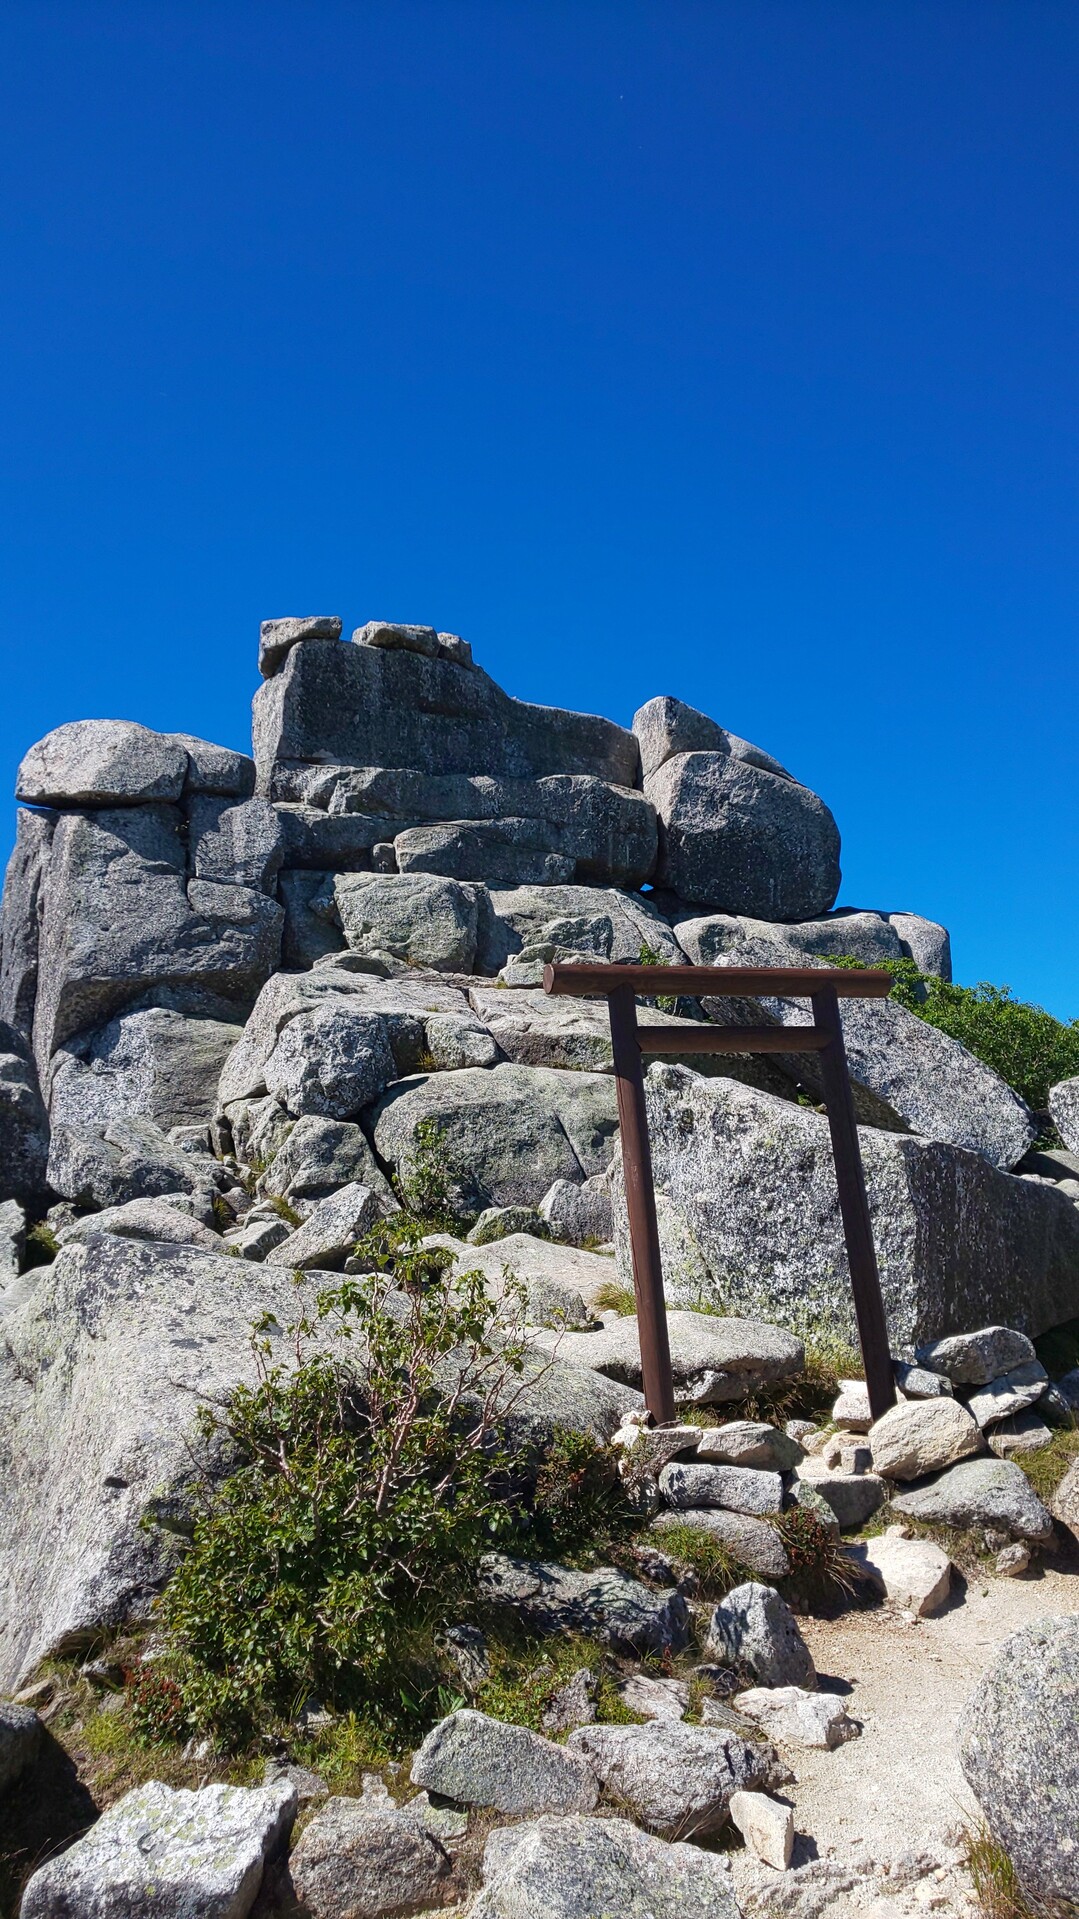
[
  {"x1": 606, "y1": 984, "x2": 677, "y2": 1425},
  {"x1": 810, "y1": 984, "x2": 896, "y2": 1420}
]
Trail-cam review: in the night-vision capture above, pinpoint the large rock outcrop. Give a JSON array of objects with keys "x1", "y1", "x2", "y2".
[{"x1": 611, "y1": 1065, "x2": 1079, "y2": 1348}]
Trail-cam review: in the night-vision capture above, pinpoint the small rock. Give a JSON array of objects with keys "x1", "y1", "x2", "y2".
[
  {"x1": 734, "y1": 1685, "x2": 859, "y2": 1750},
  {"x1": 965, "y1": 1360, "x2": 1050, "y2": 1429},
  {"x1": 995, "y1": 1543, "x2": 1031, "y2": 1576},
  {"x1": 471, "y1": 1813, "x2": 739, "y2": 1919},
  {"x1": 439, "y1": 1623, "x2": 490, "y2": 1695},
  {"x1": 791, "y1": 1463, "x2": 886, "y2": 1530},
  {"x1": 1051, "y1": 1457, "x2": 1079, "y2": 1543},
  {"x1": 831, "y1": 1381, "x2": 872, "y2": 1431},
  {"x1": 466, "y1": 1205, "x2": 550, "y2": 1245},
  {"x1": 477, "y1": 1554, "x2": 689, "y2": 1656},
  {"x1": 729, "y1": 1789, "x2": 794, "y2": 1869},
  {"x1": 259, "y1": 614, "x2": 341, "y2": 677},
  {"x1": 409, "y1": 1709, "x2": 598, "y2": 1816},
  {"x1": 848, "y1": 1527, "x2": 952, "y2": 1616},
  {"x1": 0, "y1": 1700, "x2": 44, "y2": 1792},
  {"x1": 566, "y1": 1718, "x2": 783, "y2": 1839},
  {"x1": 613, "y1": 1422, "x2": 701, "y2": 1480},
  {"x1": 820, "y1": 1435, "x2": 872, "y2": 1473},
  {"x1": 651, "y1": 1507, "x2": 791, "y2": 1580},
  {"x1": 705, "y1": 1582, "x2": 816, "y2": 1689},
  {"x1": 265, "y1": 1181, "x2": 382, "y2": 1270},
  {"x1": 915, "y1": 1326, "x2": 1035, "y2": 1387},
  {"x1": 785, "y1": 1419, "x2": 818, "y2": 1442},
  {"x1": 289, "y1": 1794, "x2": 453, "y2": 1918},
  {"x1": 867, "y1": 1398, "x2": 984, "y2": 1480},
  {"x1": 19, "y1": 1779, "x2": 296, "y2": 1917},
  {"x1": 987, "y1": 1411, "x2": 1055, "y2": 1458},
  {"x1": 403, "y1": 1791, "x2": 470, "y2": 1842},
  {"x1": 891, "y1": 1457, "x2": 1054, "y2": 1541},
  {"x1": 262, "y1": 1759, "x2": 328, "y2": 1804},
  {"x1": 541, "y1": 1669, "x2": 597, "y2": 1735},
  {"x1": 658, "y1": 1460, "x2": 784, "y2": 1515},
  {"x1": 695, "y1": 1421, "x2": 804, "y2": 1470},
  {"x1": 614, "y1": 1674, "x2": 689, "y2": 1721},
  {"x1": 892, "y1": 1361, "x2": 953, "y2": 1399}
]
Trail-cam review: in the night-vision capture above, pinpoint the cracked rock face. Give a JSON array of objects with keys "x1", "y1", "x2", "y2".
[{"x1": 471, "y1": 1813, "x2": 739, "y2": 1919}]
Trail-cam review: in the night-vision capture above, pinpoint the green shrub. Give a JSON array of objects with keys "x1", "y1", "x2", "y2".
[
  {"x1": 154, "y1": 1225, "x2": 536, "y2": 1745},
  {"x1": 395, "y1": 1115, "x2": 464, "y2": 1227},
  {"x1": 23, "y1": 1220, "x2": 59, "y2": 1267},
  {"x1": 637, "y1": 942, "x2": 678, "y2": 1015},
  {"x1": 827, "y1": 957, "x2": 1079, "y2": 1113}
]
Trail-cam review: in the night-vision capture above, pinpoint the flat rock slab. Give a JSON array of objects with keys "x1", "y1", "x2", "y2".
[
  {"x1": 288, "y1": 1795, "x2": 452, "y2": 1918},
  {"x1": 735, "y1": 1685, "x2": 859, "y2": 1751},
  {"x1": 729, "y1": 1788, "x2": 794, "y2": 1869},
  {"x1": 20, "y1": 1779, "x2": 296, "y2": 1919},
  {"x1": 425, "y1": 1232, "x2": 611, "y2": 1325},
  {"x1": 958, "y1": 1613, "x2": 1079, "y2": 1910},
  {"x1": 868, "y1": 1398, "x2": 985, "y2": 1481},
  {"x1": 965, "y1": 1360, "x2": 1049, "y2": 1429},
  {"x1": 651, "y1": 1508, "x2": 791, "y2": 1580},
  {"x1": 525, "y1": 1310, "x2": 804, "y2": 1406},
  {"x1": 409, "y1": 1709, "x2": 598, "y2": 1817},
  {"x1": 914, "y1": 1326, "x2": 1035, "y2": 1387},
  {"x1": 848, "y1": 1527, "x2": 952, "y2": 1616},
  {"x1": 890, "y1": 1457, "x2": 1054, "y2": 1542},
  {"x1": 793, "y1": 1462, "x2": 886, "y2": 1531},
  {"x1": 658, "y1": 1460, "x2": 784, "y2": 1515},
  {"x1": 567, "y1": 1718, "x2": 782, "y2": 1840},
  {"x1": 55, "y1": 1198, "x2": 223, "y2": 1251},
  {"x1": 706, "y1": 1582, "x2": 816, "y2": 1689},
  {"x1": 477, "y1": 1553, "x2": 689, "y2": 1656},
  {"x1": 695, "y1": 1420, "x2": 804, "y2": 1470},
  {"x1": 471, "y1": 1813, "x2": 739, "y2": 1919}
]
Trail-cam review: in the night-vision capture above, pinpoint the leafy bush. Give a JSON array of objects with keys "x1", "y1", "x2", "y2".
[
  {"x1": 828, "y1": 957, "x2": 1079, "y2": 1113},
  {"x1": 395, "y1": 1115, "x2": 464, "y2": 1226},
  {"x1": 154, "y1": 1224, "x2": 537, "y2": 1744}
]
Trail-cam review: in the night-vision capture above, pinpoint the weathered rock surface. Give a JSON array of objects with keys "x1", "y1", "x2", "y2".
[
  {"x1": 288, "y1": 1794, "x2": 452, "y2": 1918},
  {"x1": 791, "y1": 1461, "x2": 886, "y2": 1530},
  {"x1": 332, "y1": 871, "x2": 484, "y2": 972},
  {"x1": 525, "y1": 1309, "x2": 803, "y2": 1406},
  {"x1": 47, "y1": 1112, "x2": 223, "y2": 1210},
  {"x1": 706, "y1": 1583, "x2": 816, "y2": 1688},
  {"x1": 266, "y1": 1181, "x2": 381, "y2": 1269},
  {"x1": 470, "y1": 1813, "x2": 738, "y2": 1919},
  {"x1": 650, "y1": 1508, "x2": 791, "y2": 1579},
  {"x1": 264, "y1": 1002, "x2": 396, "y2": 1119},
  {"x1": 633, "y1": 695, "x2": 792, "y2": 783},
  {"x1": 965, "y1": 1359, "x2": 1049, "y2": 1428},
  {"x1": 867, "y1": 1398, "x2": 985, "y2": 1481},
  {"x1": 729, "y1": 1788, "x2": 794, "y2": 1869},
  {"x1": 890, "y1": 1458, "x2": 1054, "y2": 1542},
  {"x1": 695, "y1": 1420, "x2": 804, "y2": 1470},
  {"x1": 1050, "y1": 1457, "x2": 1079, "y2": 1542},
  {"x1": 16, "y1": 719, "x2": 189, "y2": 808},
  {"x1": 538, "y1": 1174, "x2": 612, "y2": 1245},
  {"x1": 658, "y1": 1460, "x2": 784, "y2": 1514},
  {"x1": 424, "y1": 1233, "x2": 597, "y2": 1329},
  {"x1": 611, "y1": 1067, "x2": 1079, "y2": 1347},
  {"x1": 372, "y1": 1065, "x2": 618, "y2": 1221},
  {"x1": 734, "y1": 1686, "x2": 859, "y2": 1750},
  {"x1": 1048, "y1": 1074, "x2": 1079, "y2": 1154},
  {"x1": 480, "y1": 881, "x2": 684, "y2": 972},
  {"x1": 256, "y1": 1114, "x2": 395, "y2": 1215},
  {"x1": 259, "y1": 613, "x2": 342, "y2": 678},
  {"x1": 476, "y1": 1553, "x2": 689, "y2": 1655},
  {"x1": 19, "y1": 1778, "x2": 296, "y2": 1918},
  {"x1": 55, "y1": 1197, "x2": 223, "y2": 1251},
  {"x1": 0, "y1": 1699, "x2": 43, "y2": 1792},
  {"x1": 49, "y1": 1003, "x2": 244, "y2": 1131},
  {"x1": 0, "y1": 1198, "x2": 24, "y2": 1282},
  {"x1": 409, "y1": 1708, "x2": 598, "y2": 1816},
  {"x1": 914, "y1": 1326, "x2": 1036, "y2": 1386},
  {"x1": 566, "y1": 1718, "x2": 784, "y2": 1839},
  {"x1": 957, "y1": 1613, "x2": 1079, "y2": 1909},
  {"x1": 645, "y1": 748, "x2": 840, "y2": 919},
  {"x1": 189, "y1": 795, "x2": 283, "y2": 891},
  {"x1": 848, "y1": 1527, "x2": 952, "y2": 1615},
  {"x1": 0, "y1": 1021, "x2": 50, "y2": 1208},
  {"x1": 987, "y1": 1410, "x2": 1054, "y2": 1458}
]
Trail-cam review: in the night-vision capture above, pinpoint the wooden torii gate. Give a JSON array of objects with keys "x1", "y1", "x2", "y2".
[{"x1": 543, "y1": 961, "x2": 898, "y2": 1424}]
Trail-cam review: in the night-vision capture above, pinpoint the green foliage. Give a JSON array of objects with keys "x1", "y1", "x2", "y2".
[
  {"x1": 963, "y1": 1825, "x2": 1054, "y2": 1919},
  {"x1": 476, "y1": 1635, "x2": 640, "y2": 1732},
  {"x1": 637, "y1": 942, "x2": 678, "y2": 1015},
  {"x1": 23, "y1": 1220, "x2": 59, "y2": 1267},
  {"x1": 211, "y1": 1194, "x2": 234, "y2": 1233},
  {"x1": 772, "y1": 1506, "x2": 859, "y2": 1605},
  {"x1": 827, "y1": 956, "x2": 1079, "y2": 1111},
  {"x1": 646, "y1": 1520, "x2": 753, "y2": 1599},
  {"x1": 154, "y1": 1224, "x2": 535, "y2": 1745},
  {"x1": 529, "y1": 1427, "x2": 634, "y2": 1559},
  {"x1": 591, "y1": 1279, "x2": 638, "y2": 1316},
  {"x1": 1016, "y1": 1427, "x2": 1079, "y2": 1506},
  {"x1": 396, "y1": 1115, "x2": 463, "y2": 1227},
  {"x1": 266, "y1": 1193, "x2": 303, "y2": 1227},
  {"x1": 129, "y1": 1667, "x2": 189, "y2": 1745}
]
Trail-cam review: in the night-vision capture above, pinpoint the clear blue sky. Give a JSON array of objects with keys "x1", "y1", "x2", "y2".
[{"x1": 2, "y1": 3, "x2": 1076, "y2": 1014}]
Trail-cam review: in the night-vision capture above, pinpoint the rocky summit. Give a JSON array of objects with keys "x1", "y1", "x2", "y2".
[{"x1": 1, "y1": 613, "x2": 1077, "y2": 1919}]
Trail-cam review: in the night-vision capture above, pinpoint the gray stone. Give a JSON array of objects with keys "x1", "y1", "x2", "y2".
[
  {"x1": 538, "y1": 1175, "x2": 612, "y2": 1245},
  {"x1": 395, "y1": 819, "x2": 574, "y2": 887},
  {"x1": 49, "y1": 1004, "x2": 244, "y2": 1131},
  {"x1": 354, "y1": 619, "x2": 442, "y2": 658},
  {"x1": 610, "y1": 1066, "x2": 1079, "y2": 1348},
  {"x1": 733, "y1": 1686, "x2": 859, "y2": 1751},
  {"x1": 694, "y1": 1421, "x2": 804, "y2": 1470},
  {"x1": 175, "y1": 735, "x2": 256, "y2": 800},
  {"x1": 987, "y1": 1410, "x2": 1055, "y2": 1458},
  {"x1": 525, "y1": 1309, "x2": 803, "y2": 1407},
  {"x1": 568, "y1": 1718, "x2": 782, "y2": 1841},
  {"x1": 612, "y1": 1674, "x2": 689, "y2": 1722},
  {"x1": 466, "y1": 1204, "x2": 549, "y2": 1245},
  {"x1": 915, "y1": 1327, "x2": 1037, "y2": 1386},
  {"x1": 1017, "y1": 1144, "x2": 1079, "y2": 1182},
  {"x1": 261, "y1": 1759, "x2": 327, "y2": 1804},
  {"x1": 0, "y1": 1234, "x2": 327, "y2": 1686},
  {"x1": 0, "y1": 807, "x2": 55, "y2": 1037},
  {"x1": 658, "y1": 1460, "x2": 784, "y2": 1515},
  {"x1": 965, "y1": 1360, "x2": 1050, "y2": 1429},
  {"x1": 252, "y1": 634, "x2": 640, "y2": 790},
  {"x1": 288, "y1": 1795, "x2": 452, "y2": 1918},
  {"x1": 848, "y1": 1527, "x2": 952, "y2": 1615},
  {"x1": 542, "y1": 1668, "x2": 598, "y2": 1734},
  {"x1": 257, "y1": 1114, "x2": 395, "y2": 1214},
  {"x1": 612, "y1": 1421, "x2": 701, "y2": 1481},
  {"x1": 278, "y1": 869, "x2": 346, "y2": 967},
  {"x1": 633, "y1": 695, "x2": 792, "y2": 783},
  {"x1": 791, "y1": 1462, "x2": 886, "y2": 1530},
  {"x1": 995, "y1": 1542, "x2": 1031, "y2": 1575},
  {"x1": 409, "y1": 1708, "x2": 597, "y2": 1816},
  {"x1": 274, "y1": 804, "x2": 402, "y2": 871},
  {"x1": 886, "y1": 912, "x2": 952, "y2": 979},
  {"x1": 19, "y1": 1779, "x2": 296, "y2": 1916},
  {"x1": 650, "y1": 1509, "x2": 791, "y2": 1580},
  {"x1": 480, "y1": 882, "x2": 684, "y2": 974},
  {"x1": 468, "y1": 982, "x2": 751, "y2": 1080},
  {"x1": 1049, "y1": 1075, "x2": 1079, "y2": 1154},
  {"x1": 890, "y1": 1457, "x2": 1054, "y2": 1542},
  {"x1": 232, "y1": 1215, "x2": 292, "y2": 1261},
  {"x1": 471, "y1": 1813, "x2": 738, "y2": 1919},
  {"x1": 477, "y1": 1553, "x2": 689, "y2": 1656},
  {"x1": 332, "y1": 871, "x2": 482, "y2": 973},
  {"x1": 867, "y1": 1398, "x2": 985, "y2": 1480},
  {"x1": 674, "y1": 906, "x2": 904, "y2": 969},
  {"x1": 29, "y1": 805, "x2": 282, "y2": 1070},
  {"x1": 957, "y1": 1613, "x2": 1079, "y2": 1909},
  {"x1": 0, "y1": 1022, "x2": 50, "y2": 1208},
  {"x1": 1051, "y1": 1456, "x2": 1079, "y2": 1543},
  {"x1": 47, "y1": 1113, "x2": 222, "y2": 1210},
  {"x1": 266, "y1": 1182, "x2": 381, "y2": 1270},
  {"x1": 259, "y1": 614, "x2": 342, "y2": 678},
  {"x1": 16, "y1": 719, "x2": 189, "y2": 808},
  {"x1": 497, "y1": 1347, "x2": 643, "y2": 1448},
  {"x1": 189, "y1": 797, "x2": 283, "y2": 891},
  {"x1": 1045, "y1": 1365, "x2": 1079, "y2": 1414},
  {"x1": 0, "y1": 1197, "x2": 25, "y2": 1282},
  {"x1": 425, "y1": 1232, "x2": 602, "y2": 1328},
  {"x1": 438, "y1": 1622, "x2": 490, "y2": 1695},
  {"x1": 728, "y1": 1789, "x2": 794, "y2": 1869},
  {"x1": 705, "y1": 1582, "x2": 816, "y2": 1688},
  {"x1": 892, "y1": 1360, "x2": 953, "y2": 1399},
  {"x1": 645, "y1": 750, "x2": 840, "y2": 918},
  {"x1": 56, "y1": 1198, "x2": 222, "y2": 1251},
  {"x1": 263, "y1": 1002, "x2": 395, "y2": 1119},
  {"x1": 372, "y1": 1065, "x2": 617, "y2": 1222},
  {"x1": 0, "y1": 1699, "x2": 43, "y2": 1791}
]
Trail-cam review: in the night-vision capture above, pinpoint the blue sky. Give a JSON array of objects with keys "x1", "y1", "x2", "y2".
[{"x1": 1, "y1": 2, "x2": 1076, "y2": 1013}]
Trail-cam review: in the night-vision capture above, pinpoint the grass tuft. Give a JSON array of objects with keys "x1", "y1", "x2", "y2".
[
  {"x1": 1017, "y1": 1426, "x2": 1079, "y2": 1507},
  {"x1": 592, "y1": 1280, "x2": 637, "y2": 1316}
]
